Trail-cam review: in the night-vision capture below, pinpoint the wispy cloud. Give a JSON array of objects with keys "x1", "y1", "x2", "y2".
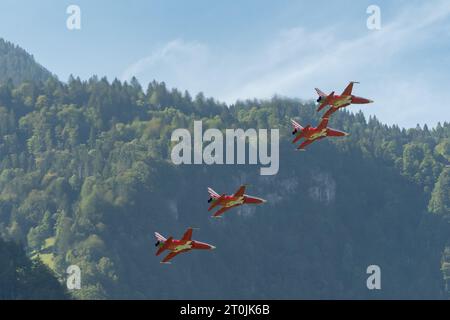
[
  {"x1": 121, "y1": 39, "x2": 211, "y2": 94},
  {"x1": 122, "y1": 1, "x2": 450, "y2": 127}
]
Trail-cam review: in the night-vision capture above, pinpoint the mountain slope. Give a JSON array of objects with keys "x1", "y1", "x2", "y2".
[
  {"x1": 0, "y1": 38, "x2": 53, "y2": 85},
  {"x1": 0, "y1": 238, "x2": 68, "y2": 299},
  {"x1": 0, "y1": 41, "x2": 448, "y2": 299}
]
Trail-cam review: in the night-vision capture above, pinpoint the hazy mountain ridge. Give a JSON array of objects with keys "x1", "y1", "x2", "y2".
[{"x1": 0, "y1": 38, "x2": 54, "y2": 85}]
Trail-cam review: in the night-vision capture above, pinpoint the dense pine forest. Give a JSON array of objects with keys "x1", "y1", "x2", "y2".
[
  {"x1": 0, "y1": 237, "x2": 68, "y2": 299},
  {"x1": 0, "y1": 39, "x2": 53, "y2": 85},
  {"x1": 0, "y1": 38, "x2": 448, "y2": 299}
]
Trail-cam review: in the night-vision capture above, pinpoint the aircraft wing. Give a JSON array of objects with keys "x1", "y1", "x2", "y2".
[
  {"x1": 213, "y1": 205, "x2": 238, "y2": 217},
  {"x1": 297, "y1": 139, "x2": 315, "y2": 150},
  {"x1": 317, "y1": 118, "x2": 329, "y2": 130},
  {"x1": 292, "y1": 133, "x2": 303, "y2": 144},
  {"x1": 322, "y1": 104, "x2": 349, "y2": 119},
  {"x1": 244, "y1": 195, "x2": 266, "y2": 204},
  {"x1": 161, "y1": 251, "x2": 183, "y2": 263},
  {"x1": 181, "y1": 227, "x2": 193, "y2": 241},
  {"x1": 341, "y1": 81, "x2": 358, "y2": 96},
  {"x1": 233, "y1": 185, "x2": 246, "y2": 198},
  {"x1": 208, "y1": 197, "x2": 222, "y2": 211},
  {"x1": 326, "y1": 128, "x2": 348, "y2": 137}
]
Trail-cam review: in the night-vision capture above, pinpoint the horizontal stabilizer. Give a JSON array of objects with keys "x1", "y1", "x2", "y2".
[
  {"x1": 156, "y1": 236, "x2": 173, "y2": 256},
  {"x1": 317, "y1": 91, "x2": 334, "y2": 112}
]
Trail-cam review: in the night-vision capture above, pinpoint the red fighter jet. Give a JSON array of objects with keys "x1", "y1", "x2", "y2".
[
  {"x1": 154, "y1": 228, "x2": 215, "y2": 264},
  {"x1": 315, "y1": 81, "x2": 373, "y2": 119},
  {"x1": 291, "y1": 118, "x2": 348, "y2": 150},
  {"x1": 207, "y1": 185, "x2": 266, "y2": 218}
]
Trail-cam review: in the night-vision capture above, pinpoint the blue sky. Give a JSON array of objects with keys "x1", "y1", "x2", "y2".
[{"x1": 0, "y1": 0, "x2": 449, "y2": 128}]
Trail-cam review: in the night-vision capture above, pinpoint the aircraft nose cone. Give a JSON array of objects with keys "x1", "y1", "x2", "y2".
[{"x1": 210, "y1": 245, "x2": 216, "y2": 250}]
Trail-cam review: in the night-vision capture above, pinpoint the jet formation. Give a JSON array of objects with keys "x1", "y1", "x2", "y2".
[
  {"x1": 154, "y1": 228, "x2": 216, "y2": 264},
  {"x1": 291, "y1": 118, "x2": 348, "y2": 151},
  {"x1": 156, "y1": 82, "x2": 373, "y2": 263},
  {"x1": 207, "y1": 185, "x2": 266, "y2": 218},
  {"x1": 292, "y1": 81, "x2": 373, "y2": 150},
  {"x1": 315, "y1": 81, "x2": 373, "y2": 119}
]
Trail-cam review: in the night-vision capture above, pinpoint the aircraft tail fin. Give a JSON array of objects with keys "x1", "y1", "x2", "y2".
[
  {"x1": 315, "y1": 88, "x2": 327, "y2": 97},
  {"x1": 290, "y1": 119, "x2": 303, "y2": 135},
  {"x1": 155, "y1": 232, "x2": 167, "y2": 243},
  {"x1": 208, "y1": 187, "x2": 220, "y2": 200}
]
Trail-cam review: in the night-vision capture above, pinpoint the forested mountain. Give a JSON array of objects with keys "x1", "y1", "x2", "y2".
[
  {"x1": 0, "y1": 38, "x2": 53, "y2": 85},
  {"x1": 0, "y1": 41, "x2": 448, "y2": 299},
  {"x1": 0, "y1": 238, "x2": 68, "y2": 299}
]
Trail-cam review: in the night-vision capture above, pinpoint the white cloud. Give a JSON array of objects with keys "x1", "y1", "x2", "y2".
[
  {"x1": 121, "y1": 39, "x2": 211, "y2": 94},
  {"x1": 121, "y1": 1, "x2": 450, "y2": 128}
]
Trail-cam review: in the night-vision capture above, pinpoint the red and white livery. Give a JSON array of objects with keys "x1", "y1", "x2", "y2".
[{"x1": 207, "y1": 185, "x2": 266, "y2": 218}]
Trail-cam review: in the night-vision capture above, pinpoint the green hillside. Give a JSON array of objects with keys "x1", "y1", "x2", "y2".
[
  {"x1": 0, "y1": 38, "x2": 53, "y2": 85},
  {"x1": 0, "y1": 43, "x2": 448, "y2": 299},
  {"x1": 0, "y1": 237, "x2": 68, "y2": 299}
]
